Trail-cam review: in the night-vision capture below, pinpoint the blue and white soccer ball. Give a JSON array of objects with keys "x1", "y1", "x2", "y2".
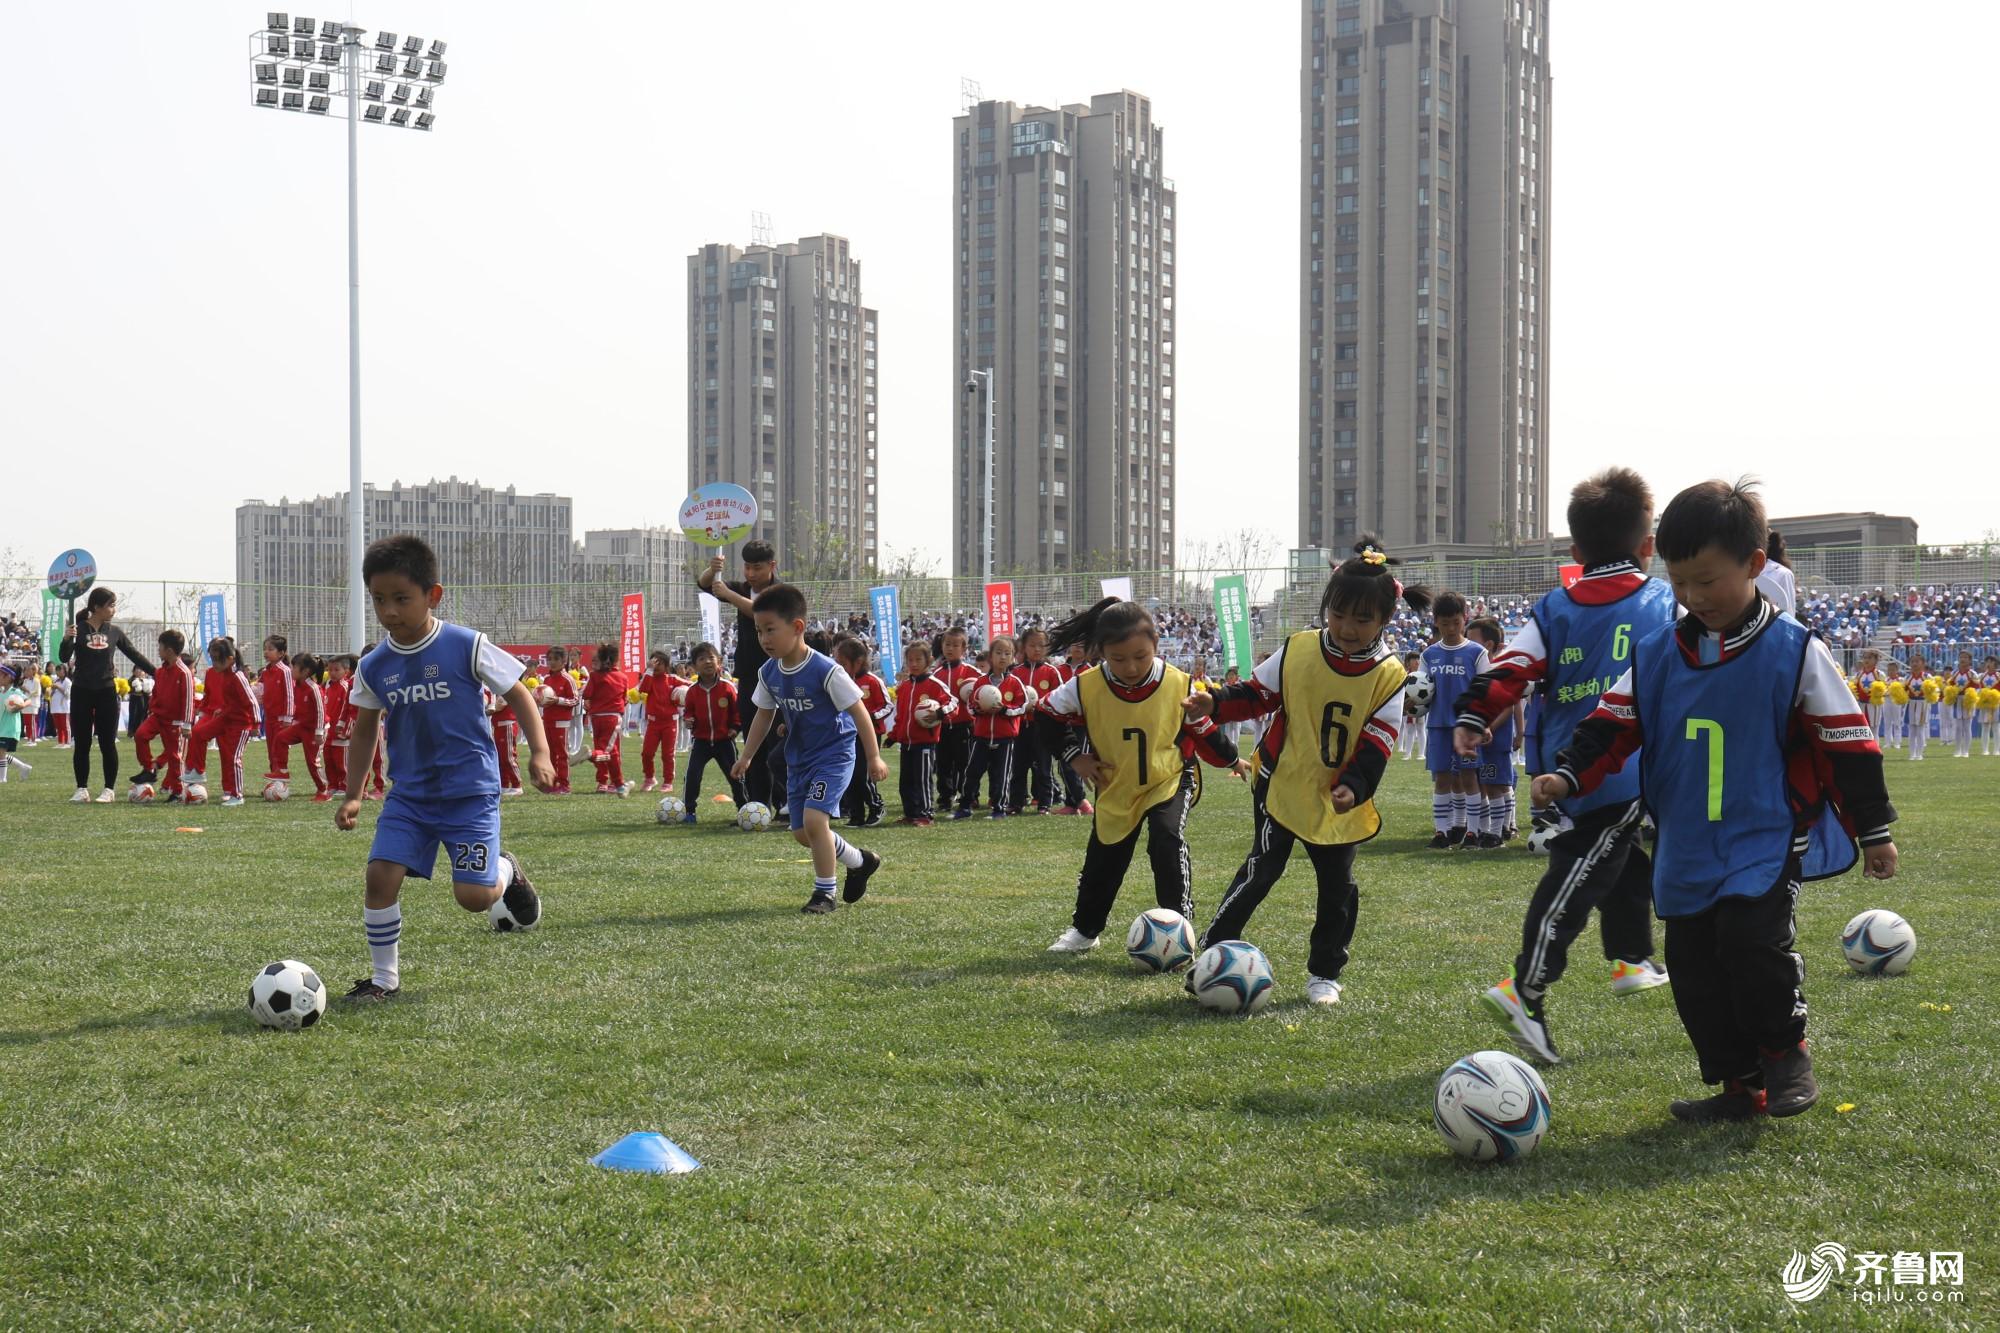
[
  {"x1": 1126, "y1": 908, "x2": 1197, "y2": 973},
  {"x1": 736, "y1": 801, "x2": 773, "y2": 832},
  {"x1": 248, "y1": 959, "x2": 326, "y2": 1031},
  {"x1": 656, "y1": 795, "x2": 686, "y2": 824},
  {"x1": 1187, "y1": 940, "x2": 1276, "y2": 1014},
  {"x1": 1841, "y1": 909, "x2": 1915, "y2": 976},
  {"x1": 1433, "y1": 1049, "x2": 1551, "y2": 1162},
  {"x1": 1404, "y1": 672, "x2": 1436, "y2": 717}
]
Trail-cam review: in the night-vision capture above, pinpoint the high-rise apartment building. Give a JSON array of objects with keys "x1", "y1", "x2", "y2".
[
  {"x1": 576, "y1": 527, "x2": 698, "y2": 616},
  {"x1": 953, "y1": 91, "x2": 1177, "y2": 575},
  {"x1": 1299, "y1": 0, "x2": 1550, "y2": 552},
  {"x1": 687, "y1": 235, "x2": 878, "y2": 576}
]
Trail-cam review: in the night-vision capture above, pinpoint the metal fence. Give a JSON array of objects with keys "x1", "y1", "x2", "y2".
[{"x1": 5, "y1": 542, "x2": 1996, "y2": 664}]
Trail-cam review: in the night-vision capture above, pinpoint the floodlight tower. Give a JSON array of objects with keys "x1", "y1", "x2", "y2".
[{"x1": 248, "y1": 13, "x2": 447, "y2": 652}]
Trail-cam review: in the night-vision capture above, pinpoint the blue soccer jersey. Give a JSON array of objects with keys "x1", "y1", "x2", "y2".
[
  {"x1": 1421, "y1": 640, "x2": 1488, "y2": 732},
  {"x1": 1530, "y1": 576, "x2": 1678, "y2": 815},
  {"x1": 753, "y1": 649, "x2": 861, "y2": 774},
  {"x1": 350, "y1": 620, "x2": 525, "y2": 802}
]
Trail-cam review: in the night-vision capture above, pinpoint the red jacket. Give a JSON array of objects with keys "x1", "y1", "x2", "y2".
[
  {"x1": 200, "y1": 666, "x2": 261, "y2": 729},
  {"x1": 970, "y1": 669, "x2": 1029, "y2": 740},
  {"x1": 636, "y1": 670, "x2": 690, "y2": 723},
  {"x1": 291, "y1": 678, "x2": 324, "y2": 737},
  {"x1": 937, "y1": 661, "x2": 981, "y2": 727},
  {"x1": 325, "y1": 678, "x2": 352, "y2": 741},
  {"x1": 583, "y1": 667, "x2": 631, "y2": 716},
  {"x1": 151, "y1": 657, "x2": 196, "y2": 730},
  {"x1": 856, "y1": 671, "x2": 891, "y2": 737},
  {"x1": 684, "y1": 679, "x2": 738, "y2": 742},
  {"x1": 539, "y1": 669, "x2": 579, "y2": 721},
  {"x1": 889, "y1": 672, "x2": 959, "y2": 745},
  {"x1": 259, "y1": 662, "x2": 294, "y2": 725}
]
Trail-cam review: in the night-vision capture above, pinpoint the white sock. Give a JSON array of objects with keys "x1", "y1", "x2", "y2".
[
  {"x1": 0, "y1": 764, "x2": 8, "y2": 783},
  {"x1": 830, "y1": 834, "x2": 864, "y2": 870},
  {"x1": 495, "y1": 854, "x2": 515, "y2": 890},
  {"x1": 5, "y1": 755, "x2": 21, "y2": 772},
  {"x1": 364, "y1": 904, "x2": 402, "y2": 989},
  {"x1": 1450, "y1": 794, "x2": 1467, "y2": 830},
  {"x1": 1432, "y1": 795, "x2": 1452, "y2": 833},
  {"x1": 812, "y1": 874, "x2": 837, "y2": 900}
]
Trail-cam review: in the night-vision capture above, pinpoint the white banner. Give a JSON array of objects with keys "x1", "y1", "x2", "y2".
[
  {"x1": 1100, "y1": 576, "x2": 1134, "y2": 603},
  {"x1": 699, "y1": 591, "x2": 723, "y2": 651}
]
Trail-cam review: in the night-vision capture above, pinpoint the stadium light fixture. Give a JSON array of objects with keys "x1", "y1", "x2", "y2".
[{"x1": 243, "y1": 16, "x2": 450, "y2": 652}]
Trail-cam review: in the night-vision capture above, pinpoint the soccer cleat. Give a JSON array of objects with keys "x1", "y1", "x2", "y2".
[
  {"x1": 1610, "y1": 958, "x2": 1671, "y2": 995},
  {"x1": 500, "y1": 786, "x2": 523, "y2": 797},
  {"x1": 1445, "y1": 826, "x2": 1469, "y2": 849},
  {"x1": 595, "y1": 783, "x2": 613, "y2": 795},
  {"x1": 498, "y1": 851, "x2": 541, "y2": 929},
  {"x1": 311, "y1": 792, "x2": 333, "y2": 803},
  {"x1": 1481, "y1": 975, "x2": 1561, "y2": 1064},
  {"x1": 801, "y1": 894, "x2": 837, "y2": 915},
  {"x1": 1670, "y1": 1080, "x2": 1767, "y2": 1123},
  {"x1": 1046, "y1": 927, "x2": 1100, "y2": 953},
  {"x1": 1760, "y1": 1042, "x2": 1818, "y2": 1117},
  {"x1": 678, "y1": 811, "x2": 697, "y2": 825},
  {"x1": 1055, "y1": 804, "x2": 1079, "y2": 816},
  {"x1": 70, "y1": 787, "x2": 91, "y2": 803},
  {"x1": 1306, "y1": 977, "x2": 1343, "y2": 1005},
  {"x1": 641, "y1": 779, "x2": 658, "y2": 793},
  {"x1": 859, "y1": 811, "x2": 884, "y2": 828},
  {"x1": 912, "y1": 817, "x2": 935, "y2": 827},
  {"x1": 951, "y1": 808, "x2": 974, "y2": 821},
  {"x1": 221, "y1": 796, "x2": 245, "y2": 807},
  {"x1": 618, "y1": 782, "x2": 634, "y2": 798},
  {"x1": 95, "y1": 788, "x2": 116, "y2": 803},
  {"x1": 988, "y1": 809, "x2": 1008, "y2": 820},
  {"x1": 843, "y1": 848, "x2": 881, "y2": 903},
  {"x1": 1427, "y1": 831, "x2": 1451, "y2": 849},
  {"x1": 1077, "y1": 799, "x2": 1095, "y2": 816},
  {"x1": 1475, "y1": 831, "x2": 1503, "y2": 850},
  {"x1": 342, "y1": 978, "x2": 400, "y2": 1003}
]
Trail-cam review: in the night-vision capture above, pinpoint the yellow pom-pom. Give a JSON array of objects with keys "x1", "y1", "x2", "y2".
[
  {"x1": 1922, "y1": 679, "x2": 1941, "y2": 703},
  {"x1": 1943, "y1": 684, "x2": 1961, "y2": 705},
  {"x1": 39, "y1": 675, "x2": 52, "y2": 691},
  {"x1": 1868, "y1": 680, "x2": 1887, "y2": 703},
  {"x1": 626, "y1": 687, "x2": 643, "y2": 703},
  {"x1": 1982, "y1": 688, "x2": 2000, "y2": 710},
  {"x1": 115, "y1": 678, "x2": 131, "y2": 696},
  {"x1": 1888, "y1": 682, "x2": 1909, "y2": 705},
  {"x1": 524, "y1": 675, "x2": 541, "y2": 689}
]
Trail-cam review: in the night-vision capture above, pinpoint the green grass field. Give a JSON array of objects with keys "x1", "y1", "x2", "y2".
[{"x1": 1, "y1": 738, "x2": 1994, "y2": 1329}]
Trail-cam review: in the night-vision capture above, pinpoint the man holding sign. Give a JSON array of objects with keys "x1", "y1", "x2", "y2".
[{"x1": 697, "y1": 539, "x2": 787, "y2": 812}]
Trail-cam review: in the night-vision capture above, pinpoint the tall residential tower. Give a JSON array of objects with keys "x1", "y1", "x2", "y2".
[
  {"x1": 688, "y1": 234, "x2": 879, "y2": 575},
  {"x1": 1299, "y1": 0, "x2": 1550, "y2": 552},
  {"x1": 953, "y1": 91, "x2": 1177, "y2": 574}
]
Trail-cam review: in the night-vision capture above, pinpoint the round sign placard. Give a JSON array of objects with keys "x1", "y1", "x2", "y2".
[
  {"x1": 47, "y1": 548, "x2": 98, "y2": 601},
  {"x1": 678, "y1": 484, "x2": 760, "y2": 548}
]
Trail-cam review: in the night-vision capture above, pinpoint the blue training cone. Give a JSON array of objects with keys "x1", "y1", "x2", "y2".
[{"x1": 590, "y1": 1132, "x2": 701, "y2": 1175}]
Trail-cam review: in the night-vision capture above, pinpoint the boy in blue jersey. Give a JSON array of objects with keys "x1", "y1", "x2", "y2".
[
  {"x1": 334, "y1": 535, "x2": 556, "y2": 1000},
  {"x1": 1455, "y1": 469, "x2": 1677, "y2": 1062},
  {"x1": 1420, "y1": 592, "x2": 1489, "y2": 848},
  {"x1": 731, "y1": 583, "x2": 886, "y2": 914},
  {"x1": 1536, "y1": 480, "x2": 1899, "y2": 1121},
  {"x1": 1464, "y1": 616, "x2": 1520, "y2": 848}
]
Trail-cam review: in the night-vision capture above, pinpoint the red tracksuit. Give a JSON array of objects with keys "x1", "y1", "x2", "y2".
[
  {"x1": 189, "y1": 666, "x2": 261, "y2": 798},
  {"x1": 857, "y1": 672, "x2": 891, "y2": 739},
  {"x1": 540, "y1": 669, "x2": 580, "y2": 792},
  {"x1": 636, "y1": 670, "x2": 690, "y2": 786},
  {"x1": 935, "y1": 658, "x2": 982, "y2": 806},
  {"x1": 490, "y1": 690, "x2": 521, "y2": 792},
  {"x1": 887, "y1": 672, "x2": 959, "y2": 746},
  {"x1": 133, "y1": 657, "x2": 196, "y2": 795},
  {"x1": 274, "y1": 677, "x2": 326, "y2": 794},
  {"x1": 259, "y1": 661, "x2": 295, "y2": 778},
  {"x1": 584, "y1": 666, "x2": 632, "y2": 789},
  {"x1": 324, "y1": 677, "x2": 352, "y2": 790}
]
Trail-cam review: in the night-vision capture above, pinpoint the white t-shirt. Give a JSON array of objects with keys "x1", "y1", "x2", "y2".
[{"x1": 1757, "y1": 562, "x2": 1798, "y2": 616}]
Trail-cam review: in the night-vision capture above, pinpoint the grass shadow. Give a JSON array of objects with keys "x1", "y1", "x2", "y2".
[
  {"x1": 0, "y1": 1004, "x2": 257, "y2": 1047},
  {"x1": 579, "y1": 907, "x2": 781, "y2": 932}
]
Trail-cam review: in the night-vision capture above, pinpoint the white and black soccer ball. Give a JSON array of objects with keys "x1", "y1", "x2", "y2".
[
  {"x1": 1841, "y1": 909, "x2": 1915, "y2": 976},
  {"x1": 657, "y1": 795, "x2": 687, "y2": 824},
  {"x1": 184, "y1": 783, "x2": 208, "y2": 806},
  {"x1": 1433, "y1": 1049, "x2": 1551, "y2": 1162},
  {"x1": 914, "y1": 700, "x2": 944, "y2": 728},
  {"x1": 262, "y1": 779, "x2": 289, "y2": 803},
  {"x1": 1404, "y1": 672, "x2": 1436, "y2": 717},
  {"x1": 975, "y1": 683, "x2": 1003, "y2": 712},
  {"x1": 736, "y1": 801, "x2": 773, "y2": 832},
  {"x1": 249, "y1": 959, "x2": 326, "y2": 1031},
  {"x1": 957, "y1": 679, "x2": 979, "y2": 705},
  {"x1": 129, "y1": 782, "x2": 157, "y2": 805},
  {"x1": 1022, "y1": 685, "x2": 1040, "y2": 709},
  {"x1": 1526, "y1": 822, "x2": 1560, "y2": 855},
  {"x1": 1126, "y1": 908, "x2": 1198, "y2": 973},
  {"x1": 1188, "y1": 941, "x2": 1276, "y2": 1014}
]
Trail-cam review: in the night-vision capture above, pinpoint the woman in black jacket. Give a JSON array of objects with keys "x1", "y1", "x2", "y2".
[{"x1": 58, "y1": 588, "x2": 155, "y2": 802}]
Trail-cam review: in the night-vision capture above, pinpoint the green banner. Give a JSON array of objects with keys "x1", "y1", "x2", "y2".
[
  {"x1": 1213, "y1": 575, "x2": 1253, "y2": 673},
  {"x1": 41, "y1": 588, "x2": 64, "y2": 667}
]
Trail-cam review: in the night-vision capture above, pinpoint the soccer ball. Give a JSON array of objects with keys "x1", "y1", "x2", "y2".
[
  {"x1": 914, "y1": 700, "x2": 944, "y2": 728},
  {"x1": 1405, "y1": 672, "x2": 1436, "y2": 717},
  {"x1": 1526, "y1": 822, "x2": 1561, "y2": 855},
  {"x1": 1022, "y1": 685, "x2": 1040, "y2": 708},
  {"x1": 1841, "y1": 909, "x2": 1915, "y2": 976},
  {"x1": 1433, "y1": 1049, "x2": 1552, "y2": 1162},
  {"x1": 657, "y1": 796, "x2": 686, "y2": 824},
  {"x1": 1187, "y1": 941, "x2": 1276, "y2": 1014},
  {"x1": 248, "y1": 959, "x2": 326, "y2": 1031},
  {"x1": 671, "y1": 684, "x2": 690, "y2": 707},
  {"x1": 489, "y1": 888, "x2": 540, "y2": 932},
  {"x1": 1126, "y1": 908, "x2": 1197, "y2": 973},
  {"x1": 184, "y1": 783, "x2": 208, "y2": 806},
  {"x1": 958, "y1": 679, "x2": 979, "y2": 705},
  {"x1": 737, "y1": 801, "x2": 773, "y2": 832},
  {"x1": 262, "y1": 779, "x2": 289, "y2": 803},
  {"x1": 975, "y1": 683, "x2": 1003, "y2": 711},
  {"x1": 129, "y1": 783, "x2": 157, "y2": 804}
]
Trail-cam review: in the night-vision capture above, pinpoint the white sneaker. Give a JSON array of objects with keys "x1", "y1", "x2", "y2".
[
  {"x1": 1046, "y1": 927, "x2": 1100, "y2": 953},
  {"x1": 94, "y1": 788, "x2": 116, "y2": 803},
  {"x1": 1306, "y1": 977, "x2": 1343, "y2": 1005},
  {"x1": 1610, "y1": 959, "x2": 1671, "y2": 995},
  {"x1": 70, "y1": 787, "x2": 91, "y2": 803},
  {"x1": 618, "y1": 781, "x2": 634, "y2": 798},
  {"x1": 500, "y1": 786, "x2": 523, "y2": 797}
]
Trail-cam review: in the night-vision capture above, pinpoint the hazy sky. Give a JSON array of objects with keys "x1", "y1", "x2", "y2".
[{"x1": 4, "y1": 0, "x2": 1996, "y2": 592}]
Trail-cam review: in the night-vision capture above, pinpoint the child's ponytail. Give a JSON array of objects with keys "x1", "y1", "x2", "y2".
[
  {"x1": 1048, "y1": 597, "x2": 1157, "y2": 657},
  {"x1": 1320, "y1": 533, "x2": 1433, "y2": 626}
]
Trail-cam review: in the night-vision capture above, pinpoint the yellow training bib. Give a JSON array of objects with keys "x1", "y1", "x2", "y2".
[
  {"x1": 1078, "y1": 663, "x2": 1191, "y2": 843},
  {"x1": 1261, "y1": 630, "x2": 1406, "y2": 845}
]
